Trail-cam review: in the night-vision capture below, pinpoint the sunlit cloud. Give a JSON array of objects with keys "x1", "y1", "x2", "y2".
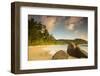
[
  {"x1": 41, "y1": 16, "x2": 57, "y2": 32},
  {"x1": 67, "y1": 24, "x2": 75, "y2": 31},
  {"x1": 29, "y1": 15, "x2": 88, "y2": 40},
  {"x1": 65, "y1": 17, "x2": 83, "y2": 31}
]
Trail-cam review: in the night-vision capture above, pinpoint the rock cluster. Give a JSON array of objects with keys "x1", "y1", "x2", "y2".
[{"x1": 52, "y1": 43, "x2": 87, "y2": 59}]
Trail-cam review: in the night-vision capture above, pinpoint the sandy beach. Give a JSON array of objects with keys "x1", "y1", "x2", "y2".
[
  {"x1": 28, "y1": 45, "x2": 77, "y2": 60},
  {"x1": 28, "y1": 45, "x2": 52, "y2": 60}
]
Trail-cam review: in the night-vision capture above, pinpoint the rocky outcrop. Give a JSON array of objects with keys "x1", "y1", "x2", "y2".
[
  {"x1": 67, "y1": 43, "x2": 87, "y2": 58},
  {"x1": 52, "y1": 50, "x2": 68, "y2": 59}
]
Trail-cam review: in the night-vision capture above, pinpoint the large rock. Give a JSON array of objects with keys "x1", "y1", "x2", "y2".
[
  {"x1": 67, "y1": 43, "x2": 87, "y2": 58},
  {"x1": 52, "y1": 50, "x2": 68, "y2": 59}
]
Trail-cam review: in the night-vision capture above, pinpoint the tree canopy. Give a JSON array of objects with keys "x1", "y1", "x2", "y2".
[{"x1": 28, "y1": 18, "x2": 55, "y2": 45}]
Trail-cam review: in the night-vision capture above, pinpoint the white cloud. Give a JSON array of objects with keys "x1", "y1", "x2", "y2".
[
  {"x1": 65, "y1": 17, "x2": 82, "y2": 31},
  {"x1": 67, "y1": 24, "x2": 75, "y2": 31},
  {"x1": 41, "y1": 16, "x2": 57, "y2": 32}
]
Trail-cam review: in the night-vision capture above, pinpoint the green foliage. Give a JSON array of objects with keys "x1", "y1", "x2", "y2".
[
  {"x1": 56, "y1": 39, "x2": 88, "y2": 45},
  {"x1": 28, "y1": 18, "x2": 55, "y2": 45}
]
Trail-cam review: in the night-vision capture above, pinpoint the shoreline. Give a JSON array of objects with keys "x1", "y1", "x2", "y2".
[{"x1": 28, "y1": 45, "x2": 87, "y2": 60}]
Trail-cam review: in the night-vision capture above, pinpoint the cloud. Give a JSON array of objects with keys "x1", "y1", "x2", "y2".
[
  {"x1": 74, "y1": 30, "x2": 79, "y2": 34},
  {"x1": 75, "y1": 31, "x2": 87, "y2": 40},
  {"x1": 65, "y1": 17, "x2": 83, "y2": 31},
  {"x1": 64, "y1": 17, "x2": 88, "y2": 40},
  {"x1": 67, "y1": 24, "x2": 75, "y2": 31},
  {"x1": 80, "y1": 34, "x2": 88, "y2": 40},
  {"x1": 41, "y1": 16, "x2": 57, "y2": 32}
]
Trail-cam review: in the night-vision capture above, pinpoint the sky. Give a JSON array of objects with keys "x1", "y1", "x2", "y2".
[{"x1": 28, "y1": 15, "x2": 88, "y2": 40}]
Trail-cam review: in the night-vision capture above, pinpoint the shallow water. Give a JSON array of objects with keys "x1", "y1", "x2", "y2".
[
  {"x1": 79, "y1": 44, "x2": 88, "y2": 52},
  {"x1": 43, "y1": 44, "x2": 88, "y2": 55}
]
